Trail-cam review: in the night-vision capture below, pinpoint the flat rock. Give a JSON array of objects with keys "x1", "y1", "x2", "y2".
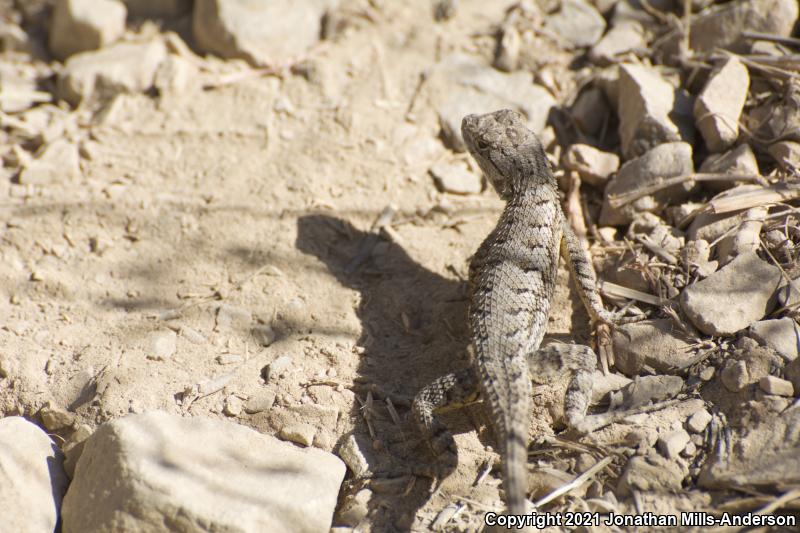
[
  {"x1": 617, "y1": 63, "x2": 694, "y2": 159},
  {"x1": 58, "y1": 40, "x2": 168, "y2": 106},
  {"x1": 562, "y1": 144, "x2": 619, "y2": 188},
  {"x1": 715, "y1": 206, "x2": 766, "y2": 266},
  {"x1": 768, "y1": 140, "x2": 800, "y2": 172},
  {"x1": 617, "y1": 453, "x2": 685, "y2": 495},
  {"x1": 612, "y1": 319, "x2": 695, "y2": 375},
  {"x1": 686, "y1": 409, "x2": 712, "y2": 433},
  {"x1": 429, "y1": 162, "x2": 482, "y2": 195},
  {"x1": 680, "y1": 252, "x2": 782, "y2": 336},
  {"x1": 40, "y1": 401, "x2": 76, "y2": 430},
  {"x1": 749, "y1": 317, "x2": 800, "y2": 361},
  {"x1": 600, "y1": 142, "x2": 694, "y2": 226},
  {"x1": 657, "y1": 429, "x2": 691, "y2": 459},
  {"x1": 62, "y1": 411, "x2": 345, "y2": 533},
  {"x1": 338, "y1": 434, "x2": 372, "y2": 478},
  {"x1": 609, "y1": 375, "x2": 684, "y2": 410},
  {"x1": 18, "y1": 138, "x2": 81, "y2": 184},
  {"x1": 687, "y1": 185, "x2": 767, "y2": 242},
  {"x1": 570, "y1": 87, "x2": 611, "y2": 136},
  {"x1": 0, "y1": 417, "x2": 68, "y2": 533},
  {"x1": 589, "y1": 21, "x2": 645, "y2": 65},
  {"x1": 193, "y1": 0, "x2": 332, "y2": 67},
  {"x1": 49, "y1": 0, "x2": 127, "y2": 61},
  {"x1": 759, "y1": 375, "x2": 794, "y2": 396},
  {"x1": 699, "y1": 143, "x2": 759, "y2": 193},
  {"x1": 694, "y1": 57, "x2": 749, "y2": 152},
  {"x1": 544, "y1": 0, "x2": 606, "y2": 49},
  {"x1": 428, "y1": 54, "x2": 555, "y2": 152}
]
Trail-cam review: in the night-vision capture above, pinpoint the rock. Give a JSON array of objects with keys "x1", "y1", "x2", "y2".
[
  {"x1": 699, "y1": 143, "x2": 760, "y2": 192},
  {"x1": 18, "y1": 138, "x2": 81, "y2": 184},
  {"x1": 590, "y1": 370, "x2": 632, "y2": 404},
  {"x1": 768, "y1": 141, "x2": 800, "y2": 172},
  {"x1": 686, "y1": 409, "x2": 712, "y2": 433},
  {"x1": 223, "y1": 395, "x2": 244, "y2": 416},
  {"x1": 600, "y1": 142, "x2": 695, "y2": 226},
  {"x1": 265, "y1": 355, "x2": 293, "y2": 382},
  {"x1": 694, "y1": 57, "x2": 749, "y2": 152},
  {"x1": 0, "y1": 63, "x2": 47, "y2": 113},
  {"x1": 682, "y1": 239, "x2": 718, "y2": 278},
  {"x1": 687, "y1": 185, "x2": 768, "y2": 242},
  {"x1": 609, "y1": 375, "x2": 684, "y2": 410},
  {"x1": 147, "y1": 329, "x2": 176, "y2": 361},
  {"x1": 0, "y1": 417, "x2": 68, "y2": 533},
  {"x1": 49, "y1": 0, "x2": 127, "y2": 61},
  {"x1": 721, "y1": 360, "x2": 749, "y2": 392},
  {"x1": 617, "y1": 63, "x2": 694, "y2": 159},
  {"x1": 749, "y1": 318, "x2": 800, "y2": 361},
  {"x1": 715, "y1": 207, "x2": 766, "y2": 265},
  {"x1": 721, "y1": 343, "x2": 781, "y2": 392},
  {"x1": 786, "y1": 358, "x2": 800, "y2": 393},
  {"x1": 612, "y1": 319, "x2": 695, "y2": 375},
  {"x1": 570, "y1": 87, "x2": 611, "y2": 137},
  {"x1": 244, "y1": 388, "x2": 276, "y2": 414},
  {"x1": 215, "y1": 303, "x2": 251, "y2": 331},
  {"x1": 429, "y1": 162, "x2": 482, "y2": 195},
  {"x1": 657, "y1": 429, "x2": 691, "y2": 459},
  {"x1": 193, "y1": 0, "x2": 331, "y2": 67},
  {"x1": 153, "y1": 55, "x2": 195, "y2": 95},
  {"x1": 251, "y1": 324, "x2": 277, "y2": 346},
  {"x1": 759, "y1": 375, "x2": 795, "y2": 396},
  {"x1": 122, "y1": 0, "x2": 191, "y2": 17},
  {"x1": 589, "y1": 21, "x2": 645, "y2": 65},
  {"x1": 680, "y1": 252, "x2": 782, "y2": 336},
  {"x1": 660, "y1": 0, "x2": 799, "y2": 58},
  {"x1": 544, "y1": 0, "x2": 606, "y2": 49},
  {"x1": 62, "y1": 411, "x2": 345, "y2": 533},
  {"x1": 280, "y1": 422, "x2": 317, "y2": 447},
  {"x1": 494, "y1": 25, "x2": 520, "y2": 72},
  {"x1": 562, "y1": 144, "x2": 619, "y2": 188},
  {"x1": 40, "y1": 401, "x2": 76, "y2": 430},
  {"x1": 428, "y1": 54, "x2": 555, "y2": 152},
  {"x1": 58, "y1": 40, "x2": 168, "y2": 106},
  {"x1": 528, "y1": 467, "x2": 578, "y2": 500},
  {"x1": 338, "y1": 434, "x2": 372, "y2": 478},
  {"x1": 617, "y1": 453, "x2": 685, "y2": 495}
]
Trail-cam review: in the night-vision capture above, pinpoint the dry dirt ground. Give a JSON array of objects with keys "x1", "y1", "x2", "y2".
[{"x1": 1, "y1": 1, "x2": 798, "y2": 532}]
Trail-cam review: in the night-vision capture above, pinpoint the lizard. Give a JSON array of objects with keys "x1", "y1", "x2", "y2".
[{"x1": 410, "y1": 109, "x2": 639, "y2": 516}]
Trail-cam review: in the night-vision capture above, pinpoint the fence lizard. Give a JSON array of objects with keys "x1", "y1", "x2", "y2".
[{"x1": 411, "y1": 109, "x2": 637, "y2": 515}]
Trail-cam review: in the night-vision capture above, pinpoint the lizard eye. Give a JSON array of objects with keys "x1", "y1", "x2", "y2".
[{"x1": 477, "y1": 140, "x2": 489, "y2": 151}]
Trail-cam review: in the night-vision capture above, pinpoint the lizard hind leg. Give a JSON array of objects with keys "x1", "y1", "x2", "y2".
[
  {"x1": 527, "y1": 342, "x2": 596, "y2": 432},
  {"x1": 410, "y1": 368, "x2": 481, "y2": 479}
]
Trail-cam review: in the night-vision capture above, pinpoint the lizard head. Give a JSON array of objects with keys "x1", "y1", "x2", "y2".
[{"x1": 461, "y1": 109, "x2": 553, "y2": 201}]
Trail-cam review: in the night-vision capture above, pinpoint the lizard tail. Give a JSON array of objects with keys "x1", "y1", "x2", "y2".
[{"x1": 503, "y1": 426, "x2": 529, "y2": 515}]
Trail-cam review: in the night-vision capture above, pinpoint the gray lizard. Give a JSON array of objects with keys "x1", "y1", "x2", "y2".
[{"x1": 411, "y1": 109, "x2": 638, "y2": 515}]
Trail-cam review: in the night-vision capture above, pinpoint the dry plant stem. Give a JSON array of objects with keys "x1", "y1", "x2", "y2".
[
  {"x1": 743, "y1": 31, "x2": 800, "y2": 48},
  {"x1": 533, "y1": 456, "x2": 613, "y2": 508}
]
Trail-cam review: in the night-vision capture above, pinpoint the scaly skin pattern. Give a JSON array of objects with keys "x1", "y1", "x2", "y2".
[{"x1": 411, "y1": 109, "x2": 630, "y2": 516}]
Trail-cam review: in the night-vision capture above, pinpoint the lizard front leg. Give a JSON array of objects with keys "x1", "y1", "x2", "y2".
[{"x1": 410, "y1": 368, "x2": 481, "y2": 478}]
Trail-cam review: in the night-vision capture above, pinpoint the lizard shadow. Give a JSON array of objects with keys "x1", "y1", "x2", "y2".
[{"x1": 296, "y1": 213, "x2": 478, "y2": 530}]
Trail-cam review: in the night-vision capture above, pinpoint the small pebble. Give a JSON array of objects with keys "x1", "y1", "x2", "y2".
[
  {"x1": 759, "y1": 376, "x2": 794, "y2": 397},
  {"x1": 686, "y1": 409, "x2": 712, "y2": 433}
]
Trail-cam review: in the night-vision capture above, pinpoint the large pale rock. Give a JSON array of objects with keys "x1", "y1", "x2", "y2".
[
  {"x1": 18, "y1": 138, "x2": 81, "y2": 184},
  {"x1": 680, "y1": 252, "x2": 782, "y2": 336},
  {"x1": 749, "y1": 317, "x2": 800, "y2": 361},
  {"x1": 428, "y1": 54, "x2": 555, "y2": 152},
  {"x1": 544, "y1": 0, "x2": 606, "y2": 49},
  {"x1": 600, "y1": 142, "x2": 694, "y2": 225},
  {"x1": 694, "y1": 57, "x2": 749, "y2": 152},
  {"x1": 562, "y1": 143, "x2": 619, "y2": 188},
  {"x1": 193, "y1": 0, "x2": 332, "y2": 66},
  {"x1": 699, "y1": 143, "x2": 759, "y2": 192},
  {"x1": 0, "y1": 416, "x2": 68, "y2": 533},
  {"x1": 617, "y1": 64, "x2": 694, "y2": 159},
  {"x1": 62, "y1": 411, "x2": 345, "y2": 533},
  {"x1": 589, "y1": 21, "x2": 645, "y2": 65},
  {"x1": 57, "y1": 40, "x2": 167, "y2": 105},
  {"x1": 49, "y1": 0, "x2": 127, "y2": 60},
  {"x1": 611, "y1": 319, "x2": 696, "y2": 375}
]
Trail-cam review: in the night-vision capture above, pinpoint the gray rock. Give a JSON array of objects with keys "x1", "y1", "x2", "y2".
[
  {"x1": 251, "y1": 323, "x2": 277, "y2": 346},
  {"x1": 589, "y1": 21, "x2": 645, "y2": 65},
  {"x1": 562, "y1": 144, "x2": 619, "y2": 188},
  {"x1": 699, "y1": 143, "x2": 759, "y2": 193},
  {"x1": 570, "y1": 86, "x2": 611, "y2": 136},
  {"x1": 429, "y1": 162, "x2": 482, "y2": 195},
  {"x1": 686, "y1": 409, "x2": 712, "y2": 433},
  {"x1": 660, "y1": 0, "x2": 799, "y2": 58},
  {"x1": 600, "y1": 142, "x2": 694, "y2": 226},
  {"x1": 428, "y1": 54, "x2": 555, "y2": 152},
  {"x1": 768, "y1": 140, "x2": 800, "y2": 172},
  {"x1": 694, "y1": 57, "x2": 749, "y2": 152},
  {"x1": 49, "y1": 0, "x2": 127, "y2": 60},
  {"x1": 609, "y1": 375, "x2": 684, "y2": 410},
  {"x1": 244, "y1": 388, "x2": 276, "y2": 414},
  {"x1": 62, "y1": 411, "x2": 345, "y2": 533},
  {"x1": 680, "y1": 252, "x2": 782, "y2": 336},
  {"x1": 687, "y1": 185, "x2": 767, "y2": 242},
  {"x1": 715, "y1": 206, "x2": 767, "y2": 266},
  {"x1": 617, "y1": 453, "x2": 685, "y2": 495},
  {"x1": 338, "y1": 434, "x2": 372, "y2": 478},
  {"x1": 759, "y1": 375, "x2": 794, "y2": 396},
  {"x1": 122, "y1": 0, "x2": 191, "y2": 17},
  {"x1": 749, "y1": 318, "x2": 800, "y2": 362},
  {"x1": 657, "y1": 429, "x2": 691, "y2": 459},
  {"x1": 40, "y1": 401, "x2": 76, "y2": 430},
  {"x1": 266, "y1": 355, "x2": 293, "y2": 381},
  {"x1": 0, "y1": 417, "x2": 68, "y2": 533},
  {"x1": 786, "y1": 358, "x2": 800, "y2": 394},
  {"x1": 18, "y1": 138, "x2": 81, "y2": 184},
  {"x1": 682, "y1": 239, "x2": 718, "y2": 278},
  {"x1": 58, "y1": 40, "x2": 168, "y2": 105},
  {"x1": 617, "y1": 64, "x2": 694, "y2": 159},
  {"x1": 280, "y1": 422, "x2": 317, "y2": 447},
  {"x1": 153, "y1": 55, "x2": 196, "y2": 95},
  {"x1": 147, "y1": 329, "x2": 176, "y2": 361},
  {"x1": 193, "y1": 0, "x2": 332, "y2": 67},
  {"x1": 545, "y1": 0, "x2": 606, "y2": 49},
  {"x1": 611, "y1": 319, "x2": 695, "y2": 375},
  {"x1": 721, "y1": 360, "x2": 749, "y2": 392}
]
